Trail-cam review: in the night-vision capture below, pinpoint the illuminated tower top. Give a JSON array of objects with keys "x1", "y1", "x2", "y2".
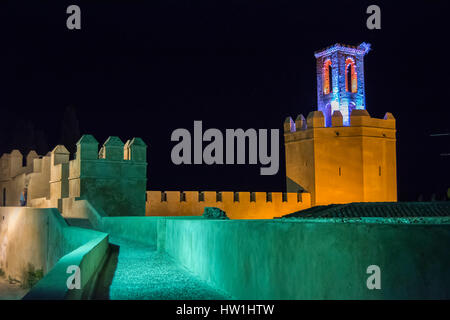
[{"x1": 314, "y1": 42, "x2": 371, "y2": 126}]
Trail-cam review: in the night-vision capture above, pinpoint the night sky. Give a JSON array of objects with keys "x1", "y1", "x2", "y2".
[{"x1": 0, "y1": 1, "x2": 449, "y2": 201}]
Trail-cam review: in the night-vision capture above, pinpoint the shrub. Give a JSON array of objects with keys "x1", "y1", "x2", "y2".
[
  {"x1": 202, "y1": 207, "x2": 229, "y2": 220},
  {"x1": 21, "y1": 264, "x2": 44, "y2": 289}
]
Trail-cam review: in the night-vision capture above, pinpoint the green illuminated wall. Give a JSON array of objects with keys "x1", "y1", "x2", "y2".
[{"x1": 162, "y1": 218, "x2": 450, "y2": 299}]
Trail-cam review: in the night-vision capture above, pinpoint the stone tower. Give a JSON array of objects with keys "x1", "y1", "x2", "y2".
[
  {"x1": 284, "y1": 43, "x2": 397, "y2": 206},
  {"x1": 68, "y1": 135, "x2": 148, "y2": 216},
  {"x1": 315, "y1": 43, "x2": 371, "y2": 127}
]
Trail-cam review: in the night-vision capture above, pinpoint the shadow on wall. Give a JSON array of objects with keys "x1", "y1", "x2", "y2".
[{"x1": 91, "y1": 244, "x2": 120, "y2": 300}]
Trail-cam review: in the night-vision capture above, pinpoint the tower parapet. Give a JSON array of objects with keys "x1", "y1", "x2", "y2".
[
  {"x1": 0, "y1": 149, "x2": 51, "y2": 206},
  {"x1": 68, "y1": 134, "x2": 147, "y2": 216},
  {"x1": 285, "y1": 109, "x2": 397, "y2": 206},
  {"x1": 331, "y1": 111, "x2": 343, "y2": 127},
  {"x1": 306, "y1": 111, "x2": 325, "y2": 128},
  {"x1": 76, "y1": 134, "x2": 99, "y2": 160},
  {"x1": 0, "y1": 149, "x2": 40, "y2": 182}
]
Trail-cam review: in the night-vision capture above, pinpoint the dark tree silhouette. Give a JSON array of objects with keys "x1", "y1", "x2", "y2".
[
  {"x1": 11, "y1": 119, "x2": 36, "y2": 157},
  {"x1": 0, "y1": 129, "x2": 6, "y2": 155},
  {"x1": 35, "y1": 130, "x2": 49, "y2": 156},
  {"x1": 60, "y1": 105, "x2": 81, "y2": 157},
  {"x1": 0, "y1": 109, "x2": 14, "y2": 154}
]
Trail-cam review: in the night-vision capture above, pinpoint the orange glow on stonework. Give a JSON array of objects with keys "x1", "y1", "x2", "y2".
[
  {"x1": 345, "y1": 58, "x2": 357, "y2": 93},
  {"x1": 323, "y1": 60, "x2": 332, "y2": 95}
]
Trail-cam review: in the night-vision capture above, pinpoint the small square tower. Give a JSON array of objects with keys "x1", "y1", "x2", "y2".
[{"x1": 315, "y1": 43, "x2": 371, "y2": 126}]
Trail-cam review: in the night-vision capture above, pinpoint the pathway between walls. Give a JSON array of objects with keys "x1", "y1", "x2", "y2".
[{"x1": 92, "y1": 236, "x2": 230, "y2": 300}]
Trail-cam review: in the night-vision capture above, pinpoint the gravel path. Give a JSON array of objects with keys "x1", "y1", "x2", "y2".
[{"x1": 95, "y1": 236, "x2": 230, "y2": 300}]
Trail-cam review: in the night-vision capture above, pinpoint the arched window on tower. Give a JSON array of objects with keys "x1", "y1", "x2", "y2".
[
  {"x1": 345, "y1": 58, "x2": 357, "y2": 93},
  {"x1": 328, "y1": 64, "x2": 333, "y2": 93},
  {"x1": 323, "y1": 60, "x2": 332, "y2": 95}
]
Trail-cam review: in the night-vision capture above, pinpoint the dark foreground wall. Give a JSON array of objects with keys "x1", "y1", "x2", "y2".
[{"x1": 162, "y1": 219, "x2": 450, "y2": 299}]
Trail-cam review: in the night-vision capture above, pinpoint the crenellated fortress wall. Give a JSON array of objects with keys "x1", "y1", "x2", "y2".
[
  {"x1": 0, "y1": 110, "x2": 394, "y2": 218},
  {"x1": 66, "y1": 135, "x2": 147, "y2": 216},
  {"x1": 1, "y1": 109, "x2": 395, "y2": 219},
  {"x1": 284, "y1": 108, "x2": 397, "y2": 206},
  {"x1": 146, "y1": 190, "x2": 311, "y2": 219},
  {"x1": 0, "y1": 134, "x2": 148, "y2": 217},
  {"x1": 0, "y1": 133, "x2": 311, "y2": 219},
  {"x1": 0, "y1": 149, "x2": 46, "y2": 207}
]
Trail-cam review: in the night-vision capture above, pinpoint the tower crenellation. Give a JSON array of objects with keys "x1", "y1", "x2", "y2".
[
  {"x1": 68, "y1": 134, "x2": 148, "y2": 216},
  {"x1": 283, "y1": 116, "x2": 295, "y2": 133},
  {"x1": 331, "y1": 110, "x2": 343, "y2": 127},
  {"x1": 128, "y1": 137, "x2": 147, "y2": 162},
  {"x1": 76, "y1": 134, "x2": 99, "y2": 160},
  {"x1": 101, "y1": 136, "x2": 125, "y2": 161},
  {"x1": 295, "y1": 114, "x2": 307, "y2": 131}
]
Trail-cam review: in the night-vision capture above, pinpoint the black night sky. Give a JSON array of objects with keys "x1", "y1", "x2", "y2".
[{"x1": 0, "y1": 1, "x2": 449, "y2": 201}]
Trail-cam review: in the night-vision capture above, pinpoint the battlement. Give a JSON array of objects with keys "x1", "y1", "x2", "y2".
[
  {"x1": 284, "y1": 109, "x2": 396, "y2": 143},
  {"x1": 69, "y1": 135, "x2": 146, "y2": 184},
  {"x1": 0, "y1": 149, "x2": 40, "y2": 181},
  {"x1": 0, "y1": 134, "x2": 148, "y2": 215},
  {"x1": 146, "y1": 190, "x2": 311, "y2": 219},
  {"x1": 284, "y1": 109, "x2": 397, "y2": 206},
  {"x1": 75, "y1": 135, "x2": 147, "y2": 162},
  {"x1": 0, "y1": 149, "x2": 51, "y2": 206},
  {"x1": 67, "y1": 134, "x2": 148, "y2": 216}
]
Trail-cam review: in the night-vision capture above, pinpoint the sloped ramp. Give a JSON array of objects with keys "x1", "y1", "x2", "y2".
[{"x1": 92, "y1": 237, "x2": 230, "y2": 300}]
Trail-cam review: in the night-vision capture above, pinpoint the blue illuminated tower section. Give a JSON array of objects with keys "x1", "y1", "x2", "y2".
[{"x1": 314, "y1": 43, "x2": 371, "y2": 126}]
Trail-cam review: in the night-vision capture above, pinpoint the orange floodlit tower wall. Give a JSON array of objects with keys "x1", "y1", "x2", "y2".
[{"x1": 284, "y1": 43, "x2": 397, "y2": 206}]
